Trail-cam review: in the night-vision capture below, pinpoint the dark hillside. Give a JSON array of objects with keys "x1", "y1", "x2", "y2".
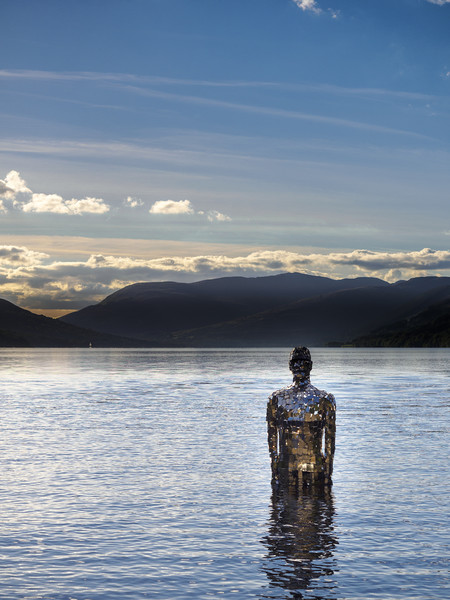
[
  {"x1": 60, "y1": 273, "x2": 387, "y2": 340},
  {"x1": 0, "y1": 299, "x2": 149, "y2": 347},
  {"x1": 351, "y1": 298, "x2": 450, "y2": 347},
  {"x1": 168, "y1": 277, "x2": 450, "y2": 347}
]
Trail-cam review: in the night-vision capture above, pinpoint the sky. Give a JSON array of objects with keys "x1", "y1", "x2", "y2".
[{"x1": 1, "y1": 0, "x2": 450, "y2": 316}]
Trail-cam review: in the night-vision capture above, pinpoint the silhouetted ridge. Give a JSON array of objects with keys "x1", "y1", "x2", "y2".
[
  {"x1": 3, "y1": 273, "x2": 448, "y2": 347},
  {"x1": 61, "y1": 273, "x2": 388, "y2": 341},
  {"x1": 166, "y1": 276, "x2": 450, "y2": 347},
  {"x1": 0, "y1": 298, "x2": 150, "y2": 347}
]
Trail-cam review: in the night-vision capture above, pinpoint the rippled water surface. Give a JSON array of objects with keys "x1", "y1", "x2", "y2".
[{"x1": 0, "y1": 348, "x2": 448, "y2": 600}]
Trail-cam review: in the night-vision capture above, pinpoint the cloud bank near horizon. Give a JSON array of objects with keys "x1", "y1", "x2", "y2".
[{"x1": 0, "y1": 245, "x2": 448, "y2": 310}]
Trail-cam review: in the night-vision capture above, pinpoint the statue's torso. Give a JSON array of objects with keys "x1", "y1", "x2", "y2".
[
  {"x1": 270, "y1": 382, "x2": 335, "y2": 472},
  {"x1": 271, "y1": 381, "x2": 335, "y2": 421}
]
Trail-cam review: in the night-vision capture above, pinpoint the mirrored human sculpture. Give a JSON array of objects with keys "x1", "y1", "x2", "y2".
[{"x1": 267, "y1": 347, "x2": 336, "y2": 489}]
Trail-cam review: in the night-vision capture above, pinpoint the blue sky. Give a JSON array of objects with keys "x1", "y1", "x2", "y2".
[{"x1": 0, "y1": 0, "x2": 449, "y2": 314}]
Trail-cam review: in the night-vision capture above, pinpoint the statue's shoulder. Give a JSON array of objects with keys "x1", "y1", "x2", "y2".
[
  {"x1": 321, "y1": 390, "x2": 336, "y2": 408},
  {"x1": 309, "y1": 384, "x2": 336, "y2": 407},
  {"x1": 269, "y1": 384, "x2": 294, "y2": 401}
]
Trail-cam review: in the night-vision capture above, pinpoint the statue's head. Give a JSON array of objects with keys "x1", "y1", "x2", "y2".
[{"x1": 289, "y1": 346, "x2": 312, "y2": 381}]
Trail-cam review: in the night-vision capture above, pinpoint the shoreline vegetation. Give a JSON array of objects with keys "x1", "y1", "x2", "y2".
[{"x1": 1, "y1": 273, "x2": 449, "y2": 348}]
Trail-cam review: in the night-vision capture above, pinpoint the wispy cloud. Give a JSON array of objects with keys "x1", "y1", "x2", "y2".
[
  {"x1": 123, "y1": 84, "x2": 429, "y2": 139},
  {"x1": 124, "y1": 196, "x2": 144, "y2": 208},
  {"x1": 0, "y1": 69, "x2": 438, "y2": 137},
  {"x1": 426, "y1": 1, "x2": 450, "y2": 5},
  {"x1": 292, "y1": 1, "x2": 322, "y2": 15},
  {"x1": 0, "y1": 69, "x2": 279, "y2": 89},
  {"x1": 0, "y1": 69, "x2": 440, "y2": 101},
  {"x1": 291, "y1": 0, "x2": 339, "y2": 18},
  {"x1": 206, "y1": 210, "x2": 232, "y2": 223},
  {"x1": 1, "y1": 246, "x2": 448, "y2": 309}
]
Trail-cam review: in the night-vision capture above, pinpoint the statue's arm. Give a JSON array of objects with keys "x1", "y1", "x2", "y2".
[
  {"x1": 323, "y1": 394, "x2": 336, "y2": 482},
  {"x1": 267, "y1": 395, "x2": 278, "y2": 472}
]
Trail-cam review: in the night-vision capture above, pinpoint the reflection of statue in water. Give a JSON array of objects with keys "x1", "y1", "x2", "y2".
[
  {"x1": 267, "y1": 347, "x2": 336, "y2": 489},
  {"x1": 262, "y1": 484, "x2": 337, "y2": 599}
]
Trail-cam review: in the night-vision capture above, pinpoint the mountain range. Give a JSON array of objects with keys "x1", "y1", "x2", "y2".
[
  {"x1": 61, "y1": 273, "x2": 450, "y2": 347},
  {"x1": 0, "y1": 273, "x2": 448, "y2": 347}
]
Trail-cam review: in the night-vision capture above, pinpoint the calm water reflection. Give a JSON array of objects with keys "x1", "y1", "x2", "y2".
[{"x1": 262, "y1": 485, "x2": 337, "y2": 599}]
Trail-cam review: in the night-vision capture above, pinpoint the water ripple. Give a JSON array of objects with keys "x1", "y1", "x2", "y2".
[{"x1": 0, "y1": 348, "x2": 448, "y2": 599}]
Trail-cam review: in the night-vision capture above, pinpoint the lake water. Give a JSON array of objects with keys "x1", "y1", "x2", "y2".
[{"x1": 0, "y1": 348, "x2": 448, "y2": 600}]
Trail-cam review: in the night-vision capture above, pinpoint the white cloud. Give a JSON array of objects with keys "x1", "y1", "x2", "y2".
[
  {"x1": 1, "y1": 170, "x2": 229, "y2": 220},
  {"x1": 0, "y1": 170, "x2": 110, "y2": 215},
  {"x1": 149, "y1": 199, "x2": 194, "y2": 215},
  {"x1": 291, "y1": 2, "x2": 340, "y2": 19},
  {"x1": 326, "y1": 248, "x2": 450, "y2": 271},
  {"x1": 149, "y1": 199, "x2": 231, "y2": 222},
  {"x1": 22, "y1": 193, "x2": 69, "y2": 214},
  {"x1": 292, "y1": 0, "x2": 322, "y2": 14},
  {"x1": 1, "y1": 245, "x2": 449, "y2": 308},
  {"x1": 21, "y1": 193, "x2": 109, "y2": 215},
  {"x1": 426, "y1": 1, "x2": 450, "y2": 5},
  {"x1": 65, "y1": 197, "x2": 110, "y2": 215},
  {"x1": 206, "y1": 210, "x2": 232, "y2": 222},
  {"x1": 2, "y1": 244, "x2": 449, "y2": 284},
  {"x1": 125, "y1": 196, "x2": 144, "y2": 208},
  {"x1": 0, "y1": 245, "x2": 49, "y2": 266},
  {"x1": 0, "y1": 170, "x2": 31, "y2": 199},
  {"x1": 0, "y1": 182, "x2": 10, "y2": 198}
]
